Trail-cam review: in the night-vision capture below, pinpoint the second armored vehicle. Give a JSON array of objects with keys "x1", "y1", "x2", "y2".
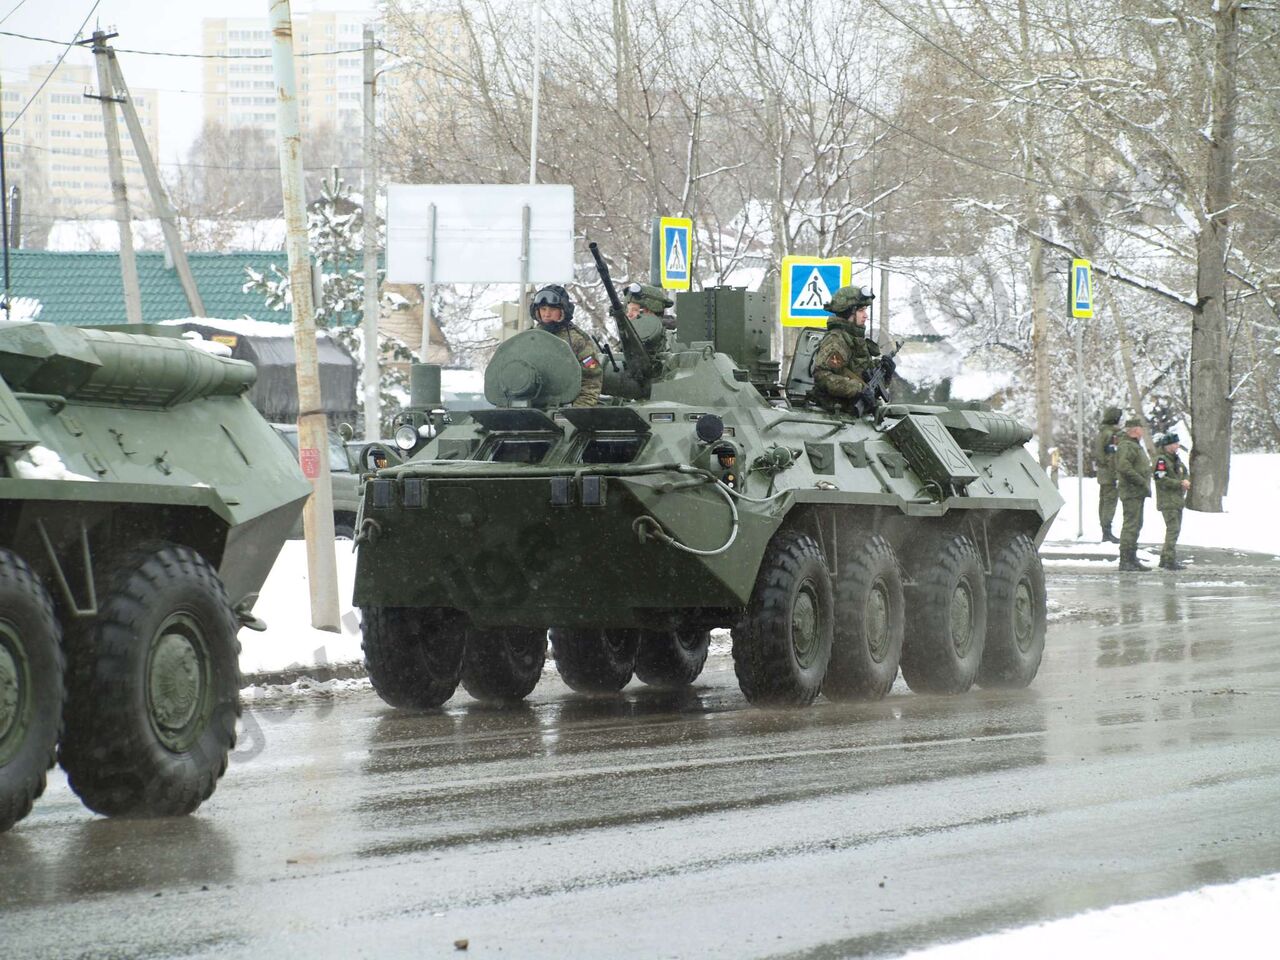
[
  {"x1": 353, "y1": 274, "x2": 1062, "y2": 711},
  {"x1": 1, "y1": 320, "x2": 310, "y2": 832}
]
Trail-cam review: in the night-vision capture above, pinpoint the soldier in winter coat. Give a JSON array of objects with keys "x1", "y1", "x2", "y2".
[
  {"x1": 1116, "y1": 417, "x2": 1152, "y2": 571},
  {"x1": 811, "y1": 285, "x2": 894, "y2": 414},
  {"x1": 1095, "y1": 406, "x2": 1123, "y2": 543},
  {"x1": 529, "y1": 284, "x2": 602, "y2": 407},
  {"x1": 1152, "y1": 432, "x2": 1191, "y2": 571}
]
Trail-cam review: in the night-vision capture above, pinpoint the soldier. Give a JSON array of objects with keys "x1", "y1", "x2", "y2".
[
  {"x1": 1115, "y1": 416, "x2": 1152, "y2": 571},
  {"x1": 1153, "y1": 431, "x2": 1191, "y2": 570},
  {"x1": 529, "y1": 284, "x2": 602, "y2": 407},
  {"x1": 1095, "y1": 406, "x2": 1123, "y2": 543},
  {"x1": 811, "y1": 285, "x2": 894, "y2": 414},
  {"x1": 623, "y1": 282, "x2": 675, "y2": 328}
]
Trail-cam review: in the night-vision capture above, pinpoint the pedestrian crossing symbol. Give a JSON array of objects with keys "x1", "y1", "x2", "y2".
[
  {"x1": 658, "y1": 217, "x2": 693, "y2": 290},
  {"x1": 1070, "y1": 258, "x2": 1094, "y2": 318},
  {"x1": 780, "y1": 255, "x2": 853, "y2": 327}
]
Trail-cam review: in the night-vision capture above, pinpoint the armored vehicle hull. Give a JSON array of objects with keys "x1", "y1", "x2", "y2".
[
  {"x1": 354, "y1": 296, "x2": 1062, "y2": 710},
  {"x1": 0, "y1": 321, "x2": 310, "y2": 831}
]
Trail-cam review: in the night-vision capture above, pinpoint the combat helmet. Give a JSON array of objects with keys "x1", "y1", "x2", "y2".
[
  {"x1": 1102, "y1": 406, "x2": 1123, "y2": 425},
  {"x1": 623, "y1": 282, "x2": 674, "y2": 315},
  {"x1": 529, "y1": 284, "x2": 575, "y2": 323},
  {"x1": 824, "y1": 284, "x2": 875, "y2": 317}
]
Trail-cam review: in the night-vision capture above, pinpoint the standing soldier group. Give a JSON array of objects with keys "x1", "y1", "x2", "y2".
[{"x1": 1097, "y1": 410, "x2": 1191, "y2": 572}]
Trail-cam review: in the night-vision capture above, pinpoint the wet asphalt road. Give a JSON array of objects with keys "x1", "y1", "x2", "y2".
[{"x1": 3, "y1": 549, "x2": 1280, "y2": 960}]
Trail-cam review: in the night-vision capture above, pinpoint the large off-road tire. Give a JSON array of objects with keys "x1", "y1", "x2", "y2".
[
  {"x1": 900, "y1": 535, "x2": 987, "y2": 695},
  {"x1": 824, "y1": 535, "x2": 904, "y2": 701},
  {"x1": 634, "y1": 629, "x2": 711, "y2": 689},
  {"x1": 0, "y1": 550, "x2": 64, "y2": 833},
  {"x1": 461, "y1": 628, "x2": 546, "y2": 703},
  {"x1": 732, "y1": 530, "x2": 833, "y2": 707},
  {"x1": 978, "y1": 534, "x2": 1047, "y2": 688},
  {"x1": 361, "y1": 607, "x2": 466, "y2": 709},
  {"x1": 549, "y1": 628, "x2": 638, "y2": 693},
  {"x1": 59, "y1": 544, "x2": 241, "y2": 818}
]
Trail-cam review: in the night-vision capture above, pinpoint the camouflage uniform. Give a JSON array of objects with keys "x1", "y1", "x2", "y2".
[
  {"x1": 812, "y1": 319, "x2": 882, "y2": 410},
  {"x1": 1095, "y1": 407, "x2": 1123, "y2": 541},
  {"x1": 546, "y1": 322, "x2": 602, "y2": 407},
  {"x1": 1153, "y1": 444, "x2": 1189, "y2": 568},
  {"x1": 1115, "y1": 430, "x2": 1151, "y2": 568}
]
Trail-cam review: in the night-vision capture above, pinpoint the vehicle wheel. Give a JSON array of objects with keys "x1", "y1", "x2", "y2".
[
  {"x1": 0, "y1": 550, "x2": 64, "y2": 833},
  {"x1": 334, "y1": 517, "x2": 356, "y2": 540},
  {"x1": 59, "y1": 544, "x2": 241, "y2": 818},
  {"x1": 824, "y1": 535, "x2": 904, "y2": 701},
  {"x1": 461, "y1": 628, "x2": 546, "y2": 703},
  {"x1": 549, "y1": 628, "x2": 638, "y2": 693},
  {"x1": 731, "y1": 529, "x2": 833, "y2": 707},
  {"x1": 361, "y1": 607, "x2": 466, "y2": 709},
  {"x1": 978, "y1": 534, "x2": 1046, "y2": 688},
  {"x1": 900, "y1": 535, "x2": 987, "y2": 695},
  {"x1": 634, "y1": 629, "x2": 711, "y2": 688}
]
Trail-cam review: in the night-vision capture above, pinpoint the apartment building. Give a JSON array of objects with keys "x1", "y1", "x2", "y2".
[
  {"x1": 201, "y1": 11, "x2": 369, "y2": 136},
  {"x1": 1, "y1": 61, "x2": 160, "y2": 221}
]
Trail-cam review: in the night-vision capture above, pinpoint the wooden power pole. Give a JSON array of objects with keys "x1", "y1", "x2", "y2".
[
  {"x1": 361, "y1": 24, "x2": 380, "y2": 439},
  {"x1": 269, "y1": 0, "x2": 340, "y2": 632},
  {"x1": 108, "y1": 49, "x2": 205, "y2": 317},
  {"x1": 84, "y1": 30, "x2": 142, "y2": 324}
]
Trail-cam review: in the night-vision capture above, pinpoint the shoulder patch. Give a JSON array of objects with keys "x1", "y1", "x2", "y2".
[
  {"x1": 827, "y1": 352, "x2": 846, "y2": 368},
  {"x1": 582, "y1": 356, "x2": 599, "y2": 369}
]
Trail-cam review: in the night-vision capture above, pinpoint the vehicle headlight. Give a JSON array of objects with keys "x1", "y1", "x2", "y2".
[{"x1": 394, "y1": 423, "x2": 419, "y2": 450}]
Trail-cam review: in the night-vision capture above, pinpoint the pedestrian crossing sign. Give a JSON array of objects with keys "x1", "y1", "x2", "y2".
[
  {"x1": 1071, "y1": 258, "x2": 1094, "y2": 318},
  {"x1": 658, "y1": 217, "x2": 693, "y2": 290},
  {"x1": 780, "y1": 255, "x2": 852, "y2": 328}
]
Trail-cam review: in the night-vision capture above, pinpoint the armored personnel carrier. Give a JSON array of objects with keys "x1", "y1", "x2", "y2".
[
  {"x1": 353, "y1": 263, "x2": 1062, "y2": 711},
  {"x1": 1, "y1": 320, "x2": 310, "y2": 832}
]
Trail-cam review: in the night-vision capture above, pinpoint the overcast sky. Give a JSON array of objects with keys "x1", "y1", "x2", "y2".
[{"x1": 1, "y1": 0, "x2": 379, "y2": 162}]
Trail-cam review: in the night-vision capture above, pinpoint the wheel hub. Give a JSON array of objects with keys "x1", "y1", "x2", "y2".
[
  {"x1": 147, "y1": 616, "x2": 208, "y2": 751},
  {"x1": 792, "y1": 581, "x2": 820, "y2": 667},
  {"x1": 865, "y1": 581, "x2": 890, "y2": 662},
  {"x1": 0, "y1": 627, "x2": 27, "y2": 761},
  {"x1": 1013, "y1": 579, "x2": 1035, "y2": 652},
  {"x1": 950, "y1": 581, "x2": 974, "y2": 657}
]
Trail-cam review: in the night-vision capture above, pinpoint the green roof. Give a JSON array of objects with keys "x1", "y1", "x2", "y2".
[{"x1": 4, "y1": 249, "x2": 294, "y2": 326}]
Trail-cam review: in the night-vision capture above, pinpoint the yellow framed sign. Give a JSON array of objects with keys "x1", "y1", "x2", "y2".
[
  {"x1": 1070, "y1": 259, "x2": 1094, "y2": 318},
  {"x1": 658, "y1": 217, "x2": 693, "y2": 290},
  {"x1": 780, "y1": 255, "x2": 852, "y2": 328}
]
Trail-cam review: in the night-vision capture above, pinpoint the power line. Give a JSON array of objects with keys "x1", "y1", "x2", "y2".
[
  {"x1": 0, "y1": 0, "x2": 30, "y2": 28},
  {"x1": 7, "y1": 139, "x2": 363, "y2": 172},
  {"x1": 0, "y1": 28, "x2": 375, "y2": 59},
  {"x1": 2, "y1": 0, "x2": 100, "y2": 135}
]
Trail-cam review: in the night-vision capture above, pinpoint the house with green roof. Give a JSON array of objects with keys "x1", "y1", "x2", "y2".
[{"x1": 4, "y1": 250, "x2": 293, "y2": 326}]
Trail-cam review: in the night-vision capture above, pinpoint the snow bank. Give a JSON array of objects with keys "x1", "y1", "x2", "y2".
[{"x1": 896, "y1": 872, "x2": 1280, "y2": 959}]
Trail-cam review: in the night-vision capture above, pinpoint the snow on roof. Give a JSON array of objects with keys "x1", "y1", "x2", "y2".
[
  {"x1": 160, "y1": 316, "x2": 333, "y2": 339},
  {"x1": 2, "y1": 297, "x2": 43, "y2": 322}
]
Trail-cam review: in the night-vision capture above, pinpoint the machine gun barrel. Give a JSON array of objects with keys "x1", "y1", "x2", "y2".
[{"x1": 589, "y1": 240, "x2": 652, "y2": 387}]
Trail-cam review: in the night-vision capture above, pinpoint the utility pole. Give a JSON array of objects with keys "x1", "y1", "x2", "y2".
[
  {"x1": 269, "y1": 0, "x2": 340, "y2": 632},
  {"x1": 84, "y1": 30, "x2": 142, "y2": 324},
  {"x1": 108, "y1": 50, "x2": 205, "y2": 317},
  {"x1": 361, "y1": 24, "x2": 381, "y2": 439}
]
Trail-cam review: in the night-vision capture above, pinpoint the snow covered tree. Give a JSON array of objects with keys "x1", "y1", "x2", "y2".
[{"x1": 243, "y1": 171, "x2": 419, "y2": 434}]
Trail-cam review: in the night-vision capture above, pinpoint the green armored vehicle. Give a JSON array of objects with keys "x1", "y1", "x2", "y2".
[
  {"x1": 0, "y1": 320, "x2": 310, "y2": 832},
  {"x1": 353, "y1": 261, "x2": 1063, "y2": 711}
]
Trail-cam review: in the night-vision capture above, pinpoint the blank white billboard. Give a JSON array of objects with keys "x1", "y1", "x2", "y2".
[{"x1": 385, "y1": 183, "x2": 575, "y2": 284}]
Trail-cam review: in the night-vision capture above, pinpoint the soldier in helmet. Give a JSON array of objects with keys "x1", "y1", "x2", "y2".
[
  {"x1": 529, "y1": 284, "x2": 602, "y2": 407},
  {"x1": 1095, "y1": 406, "x2": 1123, "y2": 543},
  {"x1": 623, "y1": 282, "x2": 675, "y2": 328},
  {"x1": 811, "y1": 285, "x2": 894, "y2": 414},
  {"x1": 1152, "y1": 431, "x2": 1191, "y2": 570}
]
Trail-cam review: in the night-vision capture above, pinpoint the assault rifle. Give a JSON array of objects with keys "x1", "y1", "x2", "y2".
[{"x1": 852, "y1": 339, "x2": 904, "y2": 417}]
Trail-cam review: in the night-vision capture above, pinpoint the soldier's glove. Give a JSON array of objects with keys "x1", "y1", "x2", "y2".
[
  {"x1": 878, "y1": 355, "x2": 896, "y2": 383},
  {"x1": 853, "y1": 387, "x2": 877, "y2": 415}
]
